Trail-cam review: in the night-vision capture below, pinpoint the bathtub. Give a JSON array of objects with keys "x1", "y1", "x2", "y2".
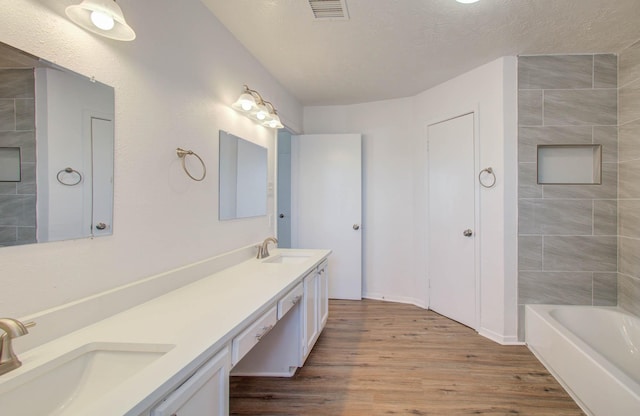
[{"x1": 526, "y1": 305, "x2": 640, "y2": 416}]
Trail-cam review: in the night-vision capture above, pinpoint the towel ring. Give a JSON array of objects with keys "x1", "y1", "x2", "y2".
[
  {"x1": 478, "y1": 167, "x2": 496, "y2": 188},
  {"x1": 176, "y1": 148, "x2": 206, "y2": 181},
  {"x1": 56, "y1": 167, "x2": 82, "y2": 186}
]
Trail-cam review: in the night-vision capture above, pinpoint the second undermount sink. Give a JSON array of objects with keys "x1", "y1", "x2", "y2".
[
  {"x1": 0, "y1": 342, "x2": 173, "y2": 416},
  {"x1": 262, "y1": 252, "x2": 312, "y2": 264}
]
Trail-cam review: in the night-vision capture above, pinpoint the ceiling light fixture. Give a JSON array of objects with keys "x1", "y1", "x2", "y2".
[
  {"x1": 456, "y1": 0, "x2": 480, "y2": 3},
  {"x1": 232, "y1": 85, "x2": 284, "y2": 129},
  {"x1": 65, "y1": 0, "x2": 136, "y2": 41}
]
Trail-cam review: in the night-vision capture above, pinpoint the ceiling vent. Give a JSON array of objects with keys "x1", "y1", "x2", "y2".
[{"x1": 308, "y1": 0, "x2": 349, "y2": 20}]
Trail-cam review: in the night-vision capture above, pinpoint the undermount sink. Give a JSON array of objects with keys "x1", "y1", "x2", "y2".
[
  {"x1": 0, "y1": 342, "x2": 173, "y2": 415},
  {"x1": 262, "y1": 253, "x2": 312, "y2": 264}
]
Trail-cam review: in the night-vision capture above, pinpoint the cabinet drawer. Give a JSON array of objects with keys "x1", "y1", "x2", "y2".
[
  {"x1": 232, "y1": 306, "x2": 277, "y2": 366},
  {"x1": 278, "y1": 283, "x2": 303, "y2": 319}
]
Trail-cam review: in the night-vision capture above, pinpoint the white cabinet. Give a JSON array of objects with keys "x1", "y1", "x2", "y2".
[
  {"x1": 231, "y1": 306, "x2": 277, "y2": 366},
  {"x1": 318, "y1": 261, "x2": 329, "y2": 328},
  {"x1": 150, "y1": 347, "x2": 230, "y2": 416},
  {"x1": 302, "y1": 261, "x2": 329, "y2": 364}
]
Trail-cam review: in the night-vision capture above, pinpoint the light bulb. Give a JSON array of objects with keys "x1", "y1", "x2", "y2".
[
  {"x1": 241, "y1": 101, "x2": 253, "y2": 111},
  {"x1": 90, "y1": 10, "x2": 115, "y2": 30}
]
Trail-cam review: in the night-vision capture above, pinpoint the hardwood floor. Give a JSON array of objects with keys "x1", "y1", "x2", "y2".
[{"x1": 230, "y1": 299, "x2": 584, "y2": 415}]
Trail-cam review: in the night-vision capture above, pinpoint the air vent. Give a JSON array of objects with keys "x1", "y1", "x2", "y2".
[{"x1": 308, "y1": 0, "x2": 349, "y2": 20}]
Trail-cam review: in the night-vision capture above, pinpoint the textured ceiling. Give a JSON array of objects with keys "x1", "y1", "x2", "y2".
[{"x1": 202, "y1": 0, "x2": 640, "y2": 105}]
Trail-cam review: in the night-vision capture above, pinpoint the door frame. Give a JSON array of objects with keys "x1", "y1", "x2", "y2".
[{"x1": 425, "y1": 106, "x2": 481, "y2": 330}]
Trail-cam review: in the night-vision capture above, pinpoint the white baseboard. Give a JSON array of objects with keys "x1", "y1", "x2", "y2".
[
  {"x1": 363, "y1": 292, "x2": 427, "y2": 309},
  {"x1": 479, "y1": 327, "x2": 523, "y2": 345}
]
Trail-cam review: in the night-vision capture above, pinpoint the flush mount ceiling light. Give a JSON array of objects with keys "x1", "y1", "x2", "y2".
[
  {"x1": 456, "y1": 0, "x2": 480, "y2": 3},
  {"x1": 232, "y1": 85, "x2": 284, "y2": 129},
  {"x1": 65, "y1": 0, "x2": 136, "y2": 41}
]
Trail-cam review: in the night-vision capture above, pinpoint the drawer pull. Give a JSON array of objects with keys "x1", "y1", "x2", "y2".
[
  {"x1": 291, "y1": 295, "x2": 302, "y2": 305},
  {"x1": 255, "y1": 324, "x2": 274, "y2": 341}
]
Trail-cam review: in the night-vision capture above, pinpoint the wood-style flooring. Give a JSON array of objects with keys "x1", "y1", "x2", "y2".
[{"x1": 230, "y1": 299, "x2": 584, "y2": 415}]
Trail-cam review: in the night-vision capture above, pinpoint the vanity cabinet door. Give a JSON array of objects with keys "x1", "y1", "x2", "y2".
[
  {"x1": 302, "y1": 270, "x2": 318, "y2": 362},
  {"x1": 319, "y1": 262, "x2": 329, "y2": 328},
  {"x1": 150, "y1": 348, "x2": 229, "y2": 416}
]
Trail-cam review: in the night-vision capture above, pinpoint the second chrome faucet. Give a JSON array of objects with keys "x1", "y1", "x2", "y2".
[{"x1": 257, "y1": 237, "x2": 278, "y2": 259}]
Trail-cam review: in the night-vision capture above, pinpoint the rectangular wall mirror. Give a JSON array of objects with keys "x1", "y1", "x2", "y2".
[
  {"x1": 0, "y1": 41, "x2": 115, "y2": 247},
  {"x1": 219, "y1": 131, "x2": 267, "y2": 220}
]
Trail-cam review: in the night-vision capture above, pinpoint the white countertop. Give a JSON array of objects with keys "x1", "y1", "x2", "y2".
[{"x1": 3, "y1": 248, "x2": 331, "y2": 416}]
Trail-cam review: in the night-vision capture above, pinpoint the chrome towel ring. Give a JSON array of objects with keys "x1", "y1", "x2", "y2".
[
  {"x1": 56, "y1": 167, "x2": 82, "y2": 186},
  {"x1": 478, "y1": 167, "x2": 496, "y2": 188},
  {"x1": 176, "y1": 148, "x2": 206, "y2": 181}
]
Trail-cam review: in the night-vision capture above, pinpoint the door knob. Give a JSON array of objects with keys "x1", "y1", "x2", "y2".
[
  {"x1": 95, "y1": 223, "x2": 107, "y2": 230},
  {"x1": 279, "y1": 213, "x2": 285, "y2": 218},
  {"x1": 353, "y1": 224, "x2": 360, "y2": 230},
  {"x1": 463, "y1": 229, "x2": 473, "y2": 237}
]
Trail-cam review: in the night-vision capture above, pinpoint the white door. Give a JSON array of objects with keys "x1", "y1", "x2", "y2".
[
  {"x1": 427, "y1": 113, "x2": 477, "y2": 329},
  {"x1": 291, "y1": 134, "x2": 362, "y2": 300},
  {"x1": 91, "y1": 117, "x2": 114, "y2": 236}
]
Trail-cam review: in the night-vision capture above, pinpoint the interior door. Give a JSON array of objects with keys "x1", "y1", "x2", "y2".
[
  {"x1": 91, "y1": 117, "x2": 114, "y2": 236},
  {"x1": 427, "y1": 113, "x2": 477, "y2": 329},
  {"x1": 291, "y1": 134, "x2": 362, "y2": 300}
]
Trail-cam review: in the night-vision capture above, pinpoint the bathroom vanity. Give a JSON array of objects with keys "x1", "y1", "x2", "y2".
[{"x1": 0, "y1": 248, "x2": 331, "y2": 416}]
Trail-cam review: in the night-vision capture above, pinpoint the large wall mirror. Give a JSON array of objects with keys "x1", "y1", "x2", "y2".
[
  {"x1": 0, "y1": 41, "x2": 115, "y2": 247},
  {"x1": 219, "y1": 131, "x2": 267, "y2": 220}
]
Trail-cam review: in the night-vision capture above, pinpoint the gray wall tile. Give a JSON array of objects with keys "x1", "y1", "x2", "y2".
[
  {"x1": 518, "y1": 126, "x2": 591, "y2": 163},
  {"x1": 16, "y1": 226, "x2": 36, "y2": 244},
  {"x1": 619, "y1": 160, "x2": 640, "y2": 198},
  {"x1": 619, "y1": 118, "x2": 640, "y2": 162},
  {"x1": 593, "y1": 200, "x2": 617, "y2": 236},
  {"x1": 0, "y1": 226, "x2": 16, "y2": 244},
  {"x1": 544, "y1": 236, "x2": 617, "y2": 271},
  {"x1": 0, "y1": 131, "x2": 35, "y2": 162},
  {"x1": 0, "y1": 69, "x2": 34, "y2": 99},
  {"x1": 519, "y1": 199, "x2": 592, "y2": 235},
  {"x1": 593, "y1": 273, "x2": 617, "y2": 306},
  {"x1": 518, "y1": 163, "x2": 542, "y2": 198},
  {"x1": 0, "y1": 183, "x2": 16, "y2": 194},
  {"x1": 518, "y1": 90, "x2": 543, "y2": 126},
  {"x1": 519, "y1": 271, "x2": 592, "y2": 304},
  {"x1": 0, "y1": 195, "x2": 36, "y2": 226},
  {"x1": 618, "y1": 274, "x2": 640, "y2": 317},
  {"x1": 593, "y1": 54, "x2": 617, "y2": 88},
  {"x1": 543, "y1": 163, "x2": 617, "y2": 199},
  {"x1": 593, "y1": 126, "x2": 618, "y2": 163},
  {"x1": 0, "y1": 99, "x2": 14, "y2": 131},
  {"x1": 16, "y1": 162, "x2": 36, "y2": 195},
  {"x1": 544, "y1": 89, "x2": 617, "y2": 126},
  {"x1": 619, "y1": 237, "x2": 640, "y2": 278},
  {"x1": 519, "y1": 236, "x2": 542, "y2": 270},
  {"x1": 619, "y1": 78, "x2": 640, "y2": 125},
  {"x1": 619, "y1": 199, "x2": 640, "y2": 238},
  {"x1": 619, "y1": 39, "x2": 640, "y2": 88},
  {"x1": 15, "y1": 99, "x2": 34, "y2": 131},
  {"x1": 518, "y1": 55, "x2": 593, "y2": 89}
]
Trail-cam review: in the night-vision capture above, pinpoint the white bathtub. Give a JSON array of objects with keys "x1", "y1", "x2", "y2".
[{"x1": 526, "y1": 305, "x2": 640, "y2": 416}]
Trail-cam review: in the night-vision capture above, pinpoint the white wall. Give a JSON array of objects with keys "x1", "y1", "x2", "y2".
[
  {"x1": 304, "y1": 57, "x2": 519, "y2": 343},
  {"x1": 0, "y1": 0, "x2": 302, "y2": 318}
]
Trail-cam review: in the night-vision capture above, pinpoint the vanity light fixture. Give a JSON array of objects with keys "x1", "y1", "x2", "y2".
[
  {"x1": 65, "y1": 0, "x2": 136, "y2": 41},
  {"x1": 232, "y1": 85, "x2": 284, "y2": 129}
]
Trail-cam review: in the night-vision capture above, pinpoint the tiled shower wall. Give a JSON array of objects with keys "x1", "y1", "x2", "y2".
[
  {"x1": 517, "y1": 55, "x2": 618, "y2": 339},
  {"x1": 0, "y1": 69, "x2": 36, "y2": 246},
  {"x1": 618, "y1": 40, "x2": 640, "y2": 317}
]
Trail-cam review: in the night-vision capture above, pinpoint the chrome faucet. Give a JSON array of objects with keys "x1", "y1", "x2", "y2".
[
  {"x1": 0, "y1": 318, "x2": 35, "y2": 376},
  {"x1": 257, "y1": 237, "x2": 278, "y2": 259}
]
